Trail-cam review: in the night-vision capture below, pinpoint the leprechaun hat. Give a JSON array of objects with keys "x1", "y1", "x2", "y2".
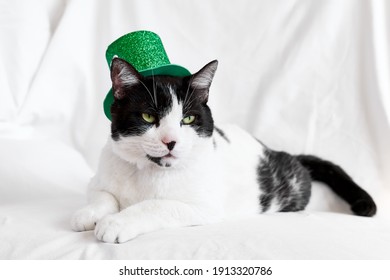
[{"x1": 103, "y1": 31, "x2": 191, "y2": 120}]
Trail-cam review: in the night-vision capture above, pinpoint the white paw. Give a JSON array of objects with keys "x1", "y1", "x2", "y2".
[
  {"x1": 94, "y1": 214, "x2": 138, "y2": 243},
  {"x1": 71, "y1": 206, "x2": 102, "y2": 232}
]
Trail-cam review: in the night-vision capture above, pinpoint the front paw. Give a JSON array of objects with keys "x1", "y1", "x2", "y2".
[
  {"x1": 95, "y1": 214, "x2": 138, "y2": 243},
  {"x1": 71, "y1": 206, "x2": 101, "y2": 232}
]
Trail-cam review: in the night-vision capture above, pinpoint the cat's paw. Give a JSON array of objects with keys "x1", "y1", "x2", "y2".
[
  {"x1": 94, "y1": 213, "x2": 138, "y2": 243},
  {"x1": 71, "y1": 206, "x2": 102, "y2": 232}
]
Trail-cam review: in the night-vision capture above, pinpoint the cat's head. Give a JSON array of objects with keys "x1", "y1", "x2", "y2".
[{"x1": 109, "y1": 58, "x2": 218, "y2": 169}]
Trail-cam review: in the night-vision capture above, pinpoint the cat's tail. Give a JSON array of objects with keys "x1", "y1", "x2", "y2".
[{"x1": 295, "y1": 155, "x2": 377, "y2": 217}]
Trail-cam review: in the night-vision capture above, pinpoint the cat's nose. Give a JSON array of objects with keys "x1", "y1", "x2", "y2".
[{"x1": 163, "y1": 140, "x2": 176, "y2": 151}]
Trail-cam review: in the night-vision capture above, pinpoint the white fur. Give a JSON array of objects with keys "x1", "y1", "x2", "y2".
[{"x1": 71, "y1": 98, "x2": 267, "y2": 243}]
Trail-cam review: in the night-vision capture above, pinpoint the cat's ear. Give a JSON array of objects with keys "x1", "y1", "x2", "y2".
[
  {"x1": 110, "y1": 58, "x2": 142, "y2": 99},
  {"x1": 189, "y1": 60, "x2": 218, "y2": 103},
  {"x1": 191, "y1": 60, "x2": 218, "y2": 91}
]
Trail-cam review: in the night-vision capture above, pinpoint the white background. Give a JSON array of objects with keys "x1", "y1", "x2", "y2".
[{"x1": 0, "y1": 0, "x2": 389, "y2": 260}]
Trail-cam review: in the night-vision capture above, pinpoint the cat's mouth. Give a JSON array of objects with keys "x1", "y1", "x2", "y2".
[
  {"x1": 146, "y1": 153, "x2": 176, "y2": 167},
  {"x1": 163, "y1": 153, "x2": 175, "y2": 159}
]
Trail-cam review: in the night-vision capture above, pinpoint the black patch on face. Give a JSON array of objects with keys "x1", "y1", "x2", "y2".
[
  {"x1": 174, "y1": 76, "x2": 214, "y2": 138},
  {"x1": 257, "y1": 149, "x2": 311, "y2": 213},
  {"x1": 110, "y1": 76, "x2": 174, "y2": 140}
]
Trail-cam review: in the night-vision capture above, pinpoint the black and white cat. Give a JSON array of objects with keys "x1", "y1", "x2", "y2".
[{"x1": 71, "y1": 58, "x2": 377, "y2": 243}]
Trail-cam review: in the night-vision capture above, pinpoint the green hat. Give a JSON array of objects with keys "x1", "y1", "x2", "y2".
[{"x1": 103, "y1": 30, "x2": 191, "y2": 120}]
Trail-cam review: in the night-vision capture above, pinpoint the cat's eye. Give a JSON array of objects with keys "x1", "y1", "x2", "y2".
[
  {"x1": 142, "y1": 113, "x2": 156, "y2": 123},
  {"x1": 182, "y1": 115, "x2": 196, "y2": 125}
]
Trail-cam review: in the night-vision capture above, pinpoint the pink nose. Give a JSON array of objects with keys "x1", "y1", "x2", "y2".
[{"x1": 162, "y1": 139, "x2": 176, "y2": 151}]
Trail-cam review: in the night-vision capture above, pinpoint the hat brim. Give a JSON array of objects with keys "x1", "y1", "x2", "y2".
[{"x1": 104, "y1": 64, "x2": 191, "y2": 121}]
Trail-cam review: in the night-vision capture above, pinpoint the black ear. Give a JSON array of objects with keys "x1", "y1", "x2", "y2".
[
  {"x1": 189, "y1": 60, "x2": 218, "y2": 103},
  {"x1": 110, "y1": 58, "x2": 142, "y2": 99},
  {"x1": 191, "y1": 60, "x2": 218, "y2": 90}
]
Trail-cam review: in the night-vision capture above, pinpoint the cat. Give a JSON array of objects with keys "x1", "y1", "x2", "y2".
[{"x1": 71, "y1": 58, "x2": 377, "y2": 243}]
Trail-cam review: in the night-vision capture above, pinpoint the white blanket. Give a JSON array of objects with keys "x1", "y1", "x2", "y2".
[{"x1": 1, "y1": 0, "x2": 389, "y2": 259}]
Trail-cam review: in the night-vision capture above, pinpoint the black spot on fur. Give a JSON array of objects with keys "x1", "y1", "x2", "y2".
[
  {"x1": 146, "y1": 155, "x2": 162, "y2": 167},
  {"x1": 257, "y1": 149, "x2": 311, "y2": 212}
]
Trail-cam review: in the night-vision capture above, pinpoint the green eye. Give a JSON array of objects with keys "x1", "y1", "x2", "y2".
[
  {"x1": 182, "y1": 115, "x2": 196, "y2": 125},
  {"x1": 142, "y1": 113, "x2": 156, "y2": 123}
]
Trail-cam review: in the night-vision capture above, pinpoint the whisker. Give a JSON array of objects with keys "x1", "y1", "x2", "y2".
[
  {"x1": 183, "y1": 76, "x2": 194, "y2": 107},
  {"x1": 152, "y1": 70, "x2": 158, "y2": 107},
  {"x1": 184, "y1": 84, "x2": 198, "y2": 111},
  {"x1": 138, "y1": 79, "x2": 156, "y2": 108},
  {"x1": 184, "y1": 98, "x2": 196, "y2": 111}
]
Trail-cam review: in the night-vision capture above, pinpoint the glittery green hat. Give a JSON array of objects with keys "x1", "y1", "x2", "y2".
[{"x1": 103, "y1": 30, "x2": 191, "y2": 120}]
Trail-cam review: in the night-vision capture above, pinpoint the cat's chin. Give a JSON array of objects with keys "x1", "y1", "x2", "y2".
[
  {"x1": 145, "y1": 153, "x2": 179, "y2": 169},
  {"x1": 112, "y1": 148, "x2": 181, "y2": 170},
  {"x1": 159, "y1": 159, "x2": 177, "y2": 168}
]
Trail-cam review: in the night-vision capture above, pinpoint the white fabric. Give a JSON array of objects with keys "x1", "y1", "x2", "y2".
[{"x1": 1, "y1": 0, "x2": 390, "y2": 259}]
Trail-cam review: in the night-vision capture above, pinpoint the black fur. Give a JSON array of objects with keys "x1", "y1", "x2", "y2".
[
  {"x1": 257, "y1": 149, "x2": 376, "y2": 217},
  {"x1": 257, "y1": 149, "x2": 311, "y2": 212},
  {"x1": 173, "y1": 76, "x2": 214, "y2": 138},
  {"x1": 111, "y1": 77, "x2": 174, "y2": 139},
  {"x1": 146, "y1": 155, "x2": 163, "y2": 167},
  {"x1": 295, "y1": 155, "x2": 377, "y2": 217}
]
